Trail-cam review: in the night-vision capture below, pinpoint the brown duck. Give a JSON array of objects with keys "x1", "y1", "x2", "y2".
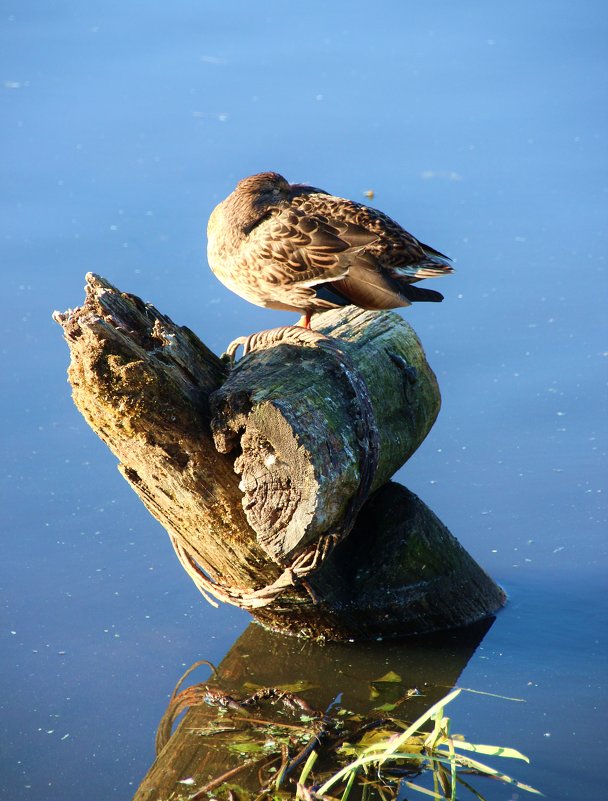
[{"x1": 207, "y1": 172, "x2": 453, "y2": 327}]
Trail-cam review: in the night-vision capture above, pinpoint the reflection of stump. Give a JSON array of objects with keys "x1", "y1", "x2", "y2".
[
  {"x1": 53, "y1": 274, "x2": 504, "y2": 639},
  {"x1": 133, "y1": 618, "x2": 495, "y2": 801}
]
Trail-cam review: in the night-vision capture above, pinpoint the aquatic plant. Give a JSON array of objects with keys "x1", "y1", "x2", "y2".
[
  {"x1": 156, "y1": 676, "x2": 541, "y2": 801},
  {"x1": 312, "y1": 687, "x2": 541, "y2": 801}
]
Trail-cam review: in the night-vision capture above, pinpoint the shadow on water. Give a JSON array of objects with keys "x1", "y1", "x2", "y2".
[{"x1": 134, "y1": 617, "x2": 494, "y2": 800}]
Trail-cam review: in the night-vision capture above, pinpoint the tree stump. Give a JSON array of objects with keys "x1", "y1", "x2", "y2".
[{"x1": 53, "y1": 274, "x2": 504, "y2": 640}]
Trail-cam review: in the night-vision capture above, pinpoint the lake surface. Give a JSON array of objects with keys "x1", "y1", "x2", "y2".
[{"x1": 1, "y1": 2, "x2": 606, "y2": 799}]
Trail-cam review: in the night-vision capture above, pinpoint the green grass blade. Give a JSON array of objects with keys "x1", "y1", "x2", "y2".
[
  {"x1": 339, "y1": 767, "x2": 357, "y2": 801},
  {"x1": 401, "y1": 780, "x2": 446, "y2": 798},
  {"x1": 317, "y1": 749, "x2": 429, "y2": 795},
  {"x1": 458, "y1": 687, "x2": 525, "y2": 702},
  {"x1": 448, "y1": 738, "x2": 530, "y2": 762},
  {"x1": 296, "y1": 749, "x2": 318, "y2": 787},
  {"x1": 434, "y1": 749, "x2": 543, "y2": 795},
  {"x1": 455, "y1": 773, "x2": 488, "y2": 801},
  {"x1": 447, "y1": 718, "x2": 457, "y2": 801},
  {"x1": 378, "y1": 689, "x2": 462, "y2": 764}
]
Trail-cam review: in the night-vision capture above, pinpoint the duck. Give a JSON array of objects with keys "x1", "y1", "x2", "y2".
[{"x1": 207, "y1": 172, "x2": 453, "y2": 328}]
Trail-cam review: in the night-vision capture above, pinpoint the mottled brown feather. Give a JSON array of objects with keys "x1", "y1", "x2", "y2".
[{"x1": 207, "y1": 172, "x2": 453, "y2": 316}]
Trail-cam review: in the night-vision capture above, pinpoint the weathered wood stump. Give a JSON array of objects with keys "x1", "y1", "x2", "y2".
[{"x1": 53, "y1": 273, "x2": 503, "y2": 640}]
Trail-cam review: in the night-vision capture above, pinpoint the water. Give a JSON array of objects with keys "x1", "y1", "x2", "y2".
[{"x1": 1, "y1": 2, "x2": 606, "y2": 798}]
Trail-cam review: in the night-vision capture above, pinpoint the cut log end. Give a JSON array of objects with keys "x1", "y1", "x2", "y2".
[{"x1": 210, "y1": 311, "x2": 441, "y2": 562}]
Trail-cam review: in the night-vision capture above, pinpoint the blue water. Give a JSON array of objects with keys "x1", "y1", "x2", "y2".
[{"x1": 1, "y1": 2, "x2": 606, "y2": 799}]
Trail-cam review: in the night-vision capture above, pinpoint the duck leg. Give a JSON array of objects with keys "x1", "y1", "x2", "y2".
[{"x1": 297, "y1": 310, "x2": 312, "y2": 329}]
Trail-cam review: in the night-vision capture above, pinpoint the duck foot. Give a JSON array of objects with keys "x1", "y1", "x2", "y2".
[{"x1": 222, "y1": 326, "x2": 332, "y2": 366}]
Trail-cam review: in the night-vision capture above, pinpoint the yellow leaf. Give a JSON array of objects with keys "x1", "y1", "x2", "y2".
[{"x1": 371, "y1": 671, "x2": 402, "y2": 684}]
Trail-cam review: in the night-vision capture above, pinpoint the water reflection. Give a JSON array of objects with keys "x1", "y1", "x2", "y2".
[{"x1": 134, "y1": 618, "x2": 493, "y2": 799}]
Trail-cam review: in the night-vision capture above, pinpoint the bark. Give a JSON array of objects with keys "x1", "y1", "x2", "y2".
[{"x1": 53, "y1": 274, "x2": 271, "y2": 590}]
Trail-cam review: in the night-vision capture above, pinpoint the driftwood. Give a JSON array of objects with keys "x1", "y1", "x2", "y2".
[
  {"x1": 133, "y1": 618, "x2": 494, "y2": 801},
  {"x1": 53, "y1": 273, "x2": 503, "y2": 640}
]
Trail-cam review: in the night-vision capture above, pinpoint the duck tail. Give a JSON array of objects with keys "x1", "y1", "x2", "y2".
[{"x1": 399, "y1": 283, "x2": 444, "y2": 303}]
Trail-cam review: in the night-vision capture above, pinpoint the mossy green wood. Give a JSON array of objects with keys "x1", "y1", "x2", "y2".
[
  {"x1": 210, "y1": 308, "x2": 441, "y2": 561},
  {"x1": 251, "y1": 483, "x2": 505, "y2": 640}
]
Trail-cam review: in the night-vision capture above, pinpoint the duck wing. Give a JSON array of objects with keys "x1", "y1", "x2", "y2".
[
  {"x1": 316, "y1": 253, "x2": 444, "y2": 309},
  {"x1": 291, "y1": 192, "x2": 453, "y2": 281},
  {"x1": 246, "y1": 206, "x2": 378, "y2": 288}
]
